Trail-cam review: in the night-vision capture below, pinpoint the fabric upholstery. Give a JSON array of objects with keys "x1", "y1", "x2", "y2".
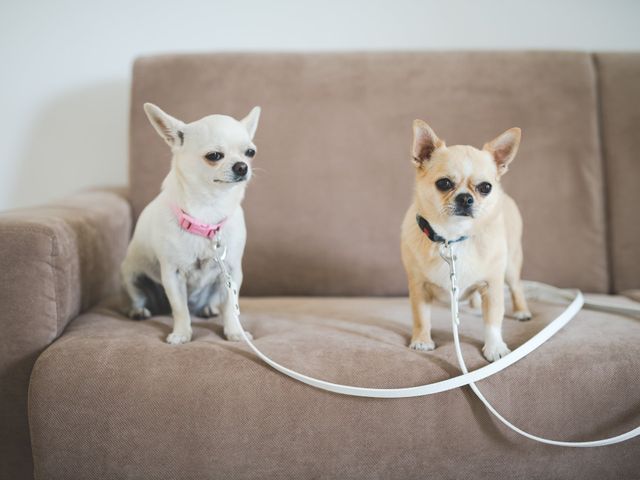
[
  {"x1": 4, "y1": 51, "x2": 639, "y2": 479},
  {"x1": 623, "y1": 290, "x2": 640, "y2": 302},
  {"x1": 594, "y1": 53, "x2": 640, "y2": 293},
  {"x1": 29, "y1": 297, "x2": 640, "y2": 480},
  {"x1": 129, "y1": 52, "x2": 608, "y2": 295},
  {"x1": 0, "y1": 189, "x2": 131, "y2": 480}
]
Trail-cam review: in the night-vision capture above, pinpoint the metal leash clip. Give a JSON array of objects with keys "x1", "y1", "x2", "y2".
[
  {"x1": 439, "y1": 241, "x2": 461, "y2": 326},
  {"x1": 214, "y1": 237, "x2": 227, "y2": 262},
  {"x1": 213, "y1": 233, "x2": 240, "y2": 316}
]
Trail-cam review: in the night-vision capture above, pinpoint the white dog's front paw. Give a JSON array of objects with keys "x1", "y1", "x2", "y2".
[
  {"x1": 482, "y1": 341, "x2": 511, "y2": 362},
  {"x1": 128, "y1": 307, "x2": 151, "y2": 320},
  {"x1": 166, "y1": 329, "x2": 192, "y2": 345},
  {"x1": 225, "y1": 330, "x2": 252, "y2": 342}
]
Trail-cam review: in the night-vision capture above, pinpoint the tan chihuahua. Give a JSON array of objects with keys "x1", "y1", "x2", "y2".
[{"x1": 401, "y1": 120, "x2": 531, "y2": 362}]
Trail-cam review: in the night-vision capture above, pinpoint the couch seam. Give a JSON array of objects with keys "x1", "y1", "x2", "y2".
[
  {"x1": 49, "y1": 233, "x2": 63, "y2": 337},
  {"x1": 590, "y1": 53, "x2": 615, "y2": 294},
  {"x1": 27, "y1": 347, "x2": 46, "y2": 480}
]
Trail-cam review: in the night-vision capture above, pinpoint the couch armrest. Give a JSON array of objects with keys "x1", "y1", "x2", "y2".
[
  {"x1": 0, "y1": 188, "x2": 132, "y2": 338},
  {"x1": 0, "y1": 188, "x2": 132, "y2": 479}
]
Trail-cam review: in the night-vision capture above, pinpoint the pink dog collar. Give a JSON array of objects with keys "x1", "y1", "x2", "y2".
[{"x1": 172, "y1": 205, "x2": 227, "y2": 239}]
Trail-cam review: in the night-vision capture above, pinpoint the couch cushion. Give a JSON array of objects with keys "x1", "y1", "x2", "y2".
[
  {"x1": 595, "y1": 53, "x2": 640, "y2": 293},
  {"x1": 29, "y1": 297, "x2": 639, "y2": 479},
  {"x1": 130, "y1": 52, "x2": 608, "y2": 295}
]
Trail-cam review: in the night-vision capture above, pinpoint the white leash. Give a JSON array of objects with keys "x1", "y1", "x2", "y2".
[
  {"x1": 438, "y1": 242, "x2": 640, "y2": 447},
  {"x1": 213, "y1": 238, "x2": 640, "y2": 447}
]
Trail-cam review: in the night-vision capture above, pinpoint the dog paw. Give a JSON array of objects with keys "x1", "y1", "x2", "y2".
[
  {"x1": 225, "y1": 331, "x2": 252, "y2": 342},
  {"x1": 514, "y1": 310, "x2": 532, "y2": 321},
  {"x1": 482, "y1": 341, "x2": 511, "y2": 362},
  {"x1": 409, "y1": 339, "x2": 436, "y2": 351},
  {"x1": 128, "y1": 307, "x2": 151, "y2": 320},
  {"x1": 198, "y1": 305, "x2": 220, "y2": 318},
  {"x1": 166, "y1": 330, "x2": 192, "y2": 345}
]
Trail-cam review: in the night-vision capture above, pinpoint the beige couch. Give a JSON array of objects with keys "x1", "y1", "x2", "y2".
[{"x1": 1, "y1": 52, "x2": 639, "y2": 480}]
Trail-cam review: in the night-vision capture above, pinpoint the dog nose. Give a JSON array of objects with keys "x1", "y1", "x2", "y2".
[
  {"x1": 232, "y1": 162, "x2": 248, "y2": 177},
  {"x1": 455, "y1": 193, "x2": 474, "y2": 207}
]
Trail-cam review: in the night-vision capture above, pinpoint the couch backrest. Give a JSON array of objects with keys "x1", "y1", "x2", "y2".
[
  {"x1": 129, "y1": 52, "x2": 635, "y2": 295},
  {"x1": 594, "y1": 53, "x2": 640, "y2": 294}
]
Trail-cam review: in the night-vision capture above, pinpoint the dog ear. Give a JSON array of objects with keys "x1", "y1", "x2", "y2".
[
  {"x1": 483, "y1": 127, "x2": 521, "y2": 175},
  {"x1": 241, "y1": 106, "x2": 261, "y2": 140},
  {"x1": 143, "y1": 103, "x2": 186, "y2": 148},
  {"x1": 412, "y1": 120, "x2": 443, "y2": 166}
]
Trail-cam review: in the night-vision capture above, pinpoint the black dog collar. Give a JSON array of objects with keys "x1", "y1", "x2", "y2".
[{"x1": 416, "y1": 214, "x2": 469, "y2": 244}]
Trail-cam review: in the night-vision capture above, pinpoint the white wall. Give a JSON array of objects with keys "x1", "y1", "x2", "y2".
[{"x1": 1, "y1": 0, "x2": 639, "y2": 211}]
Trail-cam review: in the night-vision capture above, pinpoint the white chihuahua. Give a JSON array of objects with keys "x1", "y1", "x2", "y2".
[{"x1": 121, "y1": 103, "x2": 260, "y2": 344}]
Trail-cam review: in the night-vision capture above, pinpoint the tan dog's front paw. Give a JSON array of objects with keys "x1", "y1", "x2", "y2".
[
  {"x1": 225, "y1": 331, "x2": 252, "y2": 342},
  {"x1": 409, "y1": 335, "x2": 436, "y2": 351},
  {"x1": 513, "y1": 310, "x2": 532, "y2": 321},
  {"x1": 166, "y1": 329, "x2": 192, "y2": 345},
  {"x1": 482, "y1": 341, "x2": 510, "y2": 362}
]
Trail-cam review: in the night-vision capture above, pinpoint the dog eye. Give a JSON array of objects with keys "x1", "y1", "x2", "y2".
[
  {"x1": 205, "y1": 152, "x2": 224, "y2": 162},
  {"x1": 245, "y1": 148, "x2": 256, "y2": 158},
  {"x1": 477, "y1": 182, "x2": 492, "y2": 195},
  {"x1": 435, "y1": 178, "x2": 454, "y2": 191}
]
